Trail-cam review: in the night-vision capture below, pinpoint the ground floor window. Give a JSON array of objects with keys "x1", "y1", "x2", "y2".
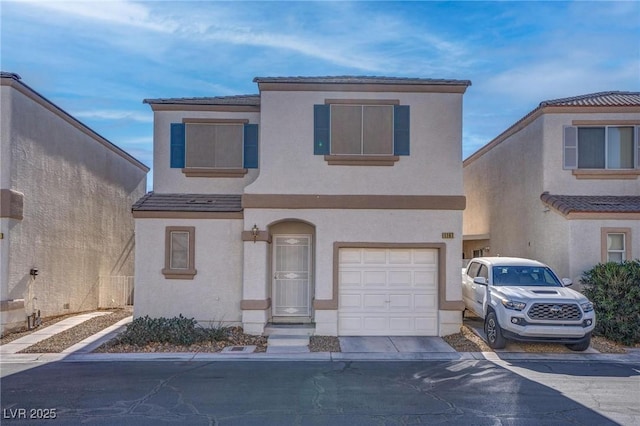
[
  {"x1": 601, "y1": 228, "x2": 631, "y2": 263},
  {"x1": 162, "y1": 226, "x2": 197, "y2": 279}
]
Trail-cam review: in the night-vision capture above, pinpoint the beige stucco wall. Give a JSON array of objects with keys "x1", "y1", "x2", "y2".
[
  {"x1": 541, "y1": 112, "x2": 640, "y2": 195},
  {"x1": 152, "y1": 110, "x2": 260, "y2": 194},
  {"x1": 568, "y1": 219, "x2": 640, "y2": 289},
  {"x1": 243, "y1": 208, "x2": 463, "y2": 336},
  {"x1": 463, "y1": 114, "x2": 545, "y2": 258},
  {"x1": 464, "y1": 110, "x2": 639, "y2": 290},
  {"x1": 0, "y1": 80, "x2": 147, "y2": 330},
  {"x1": 246, "y1": 90, "x2": 464, "y2": 196},
  {"x1": 133, "y1": 218, "x2": 244, "y2": 325}
]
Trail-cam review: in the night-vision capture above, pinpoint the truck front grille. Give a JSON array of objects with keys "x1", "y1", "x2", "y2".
[{"x1": 527, "y1": 303, "x2": 582, "y2": 321}]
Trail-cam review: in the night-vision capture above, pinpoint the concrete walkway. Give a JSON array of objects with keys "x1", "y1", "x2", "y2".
[{"x1": 0, "y1": 312, "x2": 113, "y2": 355}]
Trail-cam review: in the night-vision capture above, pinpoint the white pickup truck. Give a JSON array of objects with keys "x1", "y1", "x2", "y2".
[{"x1": 462, "y1": 257, "x2": 595, "y2": 351}]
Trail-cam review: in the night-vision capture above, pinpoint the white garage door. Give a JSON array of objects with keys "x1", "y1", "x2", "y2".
[{"x1": 338, "y1": 248, "x2": 438, "y2": 336}]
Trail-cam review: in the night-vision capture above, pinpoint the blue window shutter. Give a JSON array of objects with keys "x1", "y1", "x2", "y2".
[
  {"x1": 170, "y1": 123, "x2": 185, "y2": 168},
  {"x1": 314, "y1": 104, "x2": 330, "y2": 155},
  {"x1": 393, "y1": 105, "x2": 410, "y2": 156},
  {"x1": 244, "y1": 123, "x2": 259, "y2": 169}
]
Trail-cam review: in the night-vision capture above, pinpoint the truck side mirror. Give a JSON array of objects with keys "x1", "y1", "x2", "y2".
[
  {"x1": 562, "y1": 278, "x2": 572, "y2": 287},
  {"x1": 473, "y1": 276, "x2": 487, "y2": 286}
]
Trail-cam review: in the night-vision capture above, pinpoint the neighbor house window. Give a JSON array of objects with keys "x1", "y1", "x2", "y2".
[
  {"x1": 163, "y1": 226, "x2": 197, "y2": 279},
  {"x1": 313, "y1": 101, "x2": 410, "y2": 164},
  {"x1": 601, "y1": 228, "x2": 632, "y2": 263},
  {"x1": 565, "y1": 126, "x2": 638, "y2": 170}
]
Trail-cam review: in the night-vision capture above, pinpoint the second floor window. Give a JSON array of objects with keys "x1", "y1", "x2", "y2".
[
  {"x1": 578, "y1": 126, "x2": 634, "y2": 169},
  {"x1": 169, "y1": 122, "x2": 259, "y2": 171},
  {"x1": 331, "y1": 105, "x2": 393, "y2": 155},
  {"x1": 564, "y1": 125, "x2": 638, "y2": 170},
  {"x1": 186, "y1": 123, "x2": 243, "y2": 168}
]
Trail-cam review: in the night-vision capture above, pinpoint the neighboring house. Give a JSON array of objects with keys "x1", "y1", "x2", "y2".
[
  {"x1": 0, "y1": 72, "x2": 148, "y2": 335},
  {"x1": 463, "y1": 91, "x2": 640, "y2": 287},
  {"x1": 134, "y1": 76, "x2": 471, "y2": 336}
]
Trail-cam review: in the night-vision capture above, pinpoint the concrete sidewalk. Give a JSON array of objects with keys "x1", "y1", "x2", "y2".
[{"x1": 2, "y1": 311, "x2": 639, "y2": 364}]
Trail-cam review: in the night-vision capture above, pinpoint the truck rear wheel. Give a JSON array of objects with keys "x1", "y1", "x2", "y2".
[{"x1": 485, "y1": 311, "x2": 507, "y2": 349}]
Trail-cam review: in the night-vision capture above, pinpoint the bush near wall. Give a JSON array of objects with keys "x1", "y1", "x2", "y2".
[
  {"x1": 581, "y1": 260, "x2": 640, "y2": 346},
  {"x1": 117, "y1": 315, "x2": 230, "y2": 346}
]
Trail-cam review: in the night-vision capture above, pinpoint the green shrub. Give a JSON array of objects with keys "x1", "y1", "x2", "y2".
[
  {"x1": 118, "y1": 315, "x2": 198, "y2": 346},
  {"x1": 196, "y1": 323, "x2": 231, "y2": 342},
  {"x1": 581, "y1": 260, "x2": 640, "y2": 345}
]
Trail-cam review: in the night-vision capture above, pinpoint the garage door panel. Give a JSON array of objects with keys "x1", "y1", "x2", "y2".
[
  {"x1": 340, "y1": 271, "x2": 362, "y2": 286},
  {"x1": 389, "y1": 271, "x2": 412, "y2": 286},
  {"x1": 414, "y1": 294, "x2": 437, "y2": 309},
  {"x1": 389, "y1": 250, "x2": 412, "y2": 264},
  {"x1": 389, "y1": 317, "x2": 412, "y2": 331},
  {"x1": 414, "y1": 271, "x2": 436, "y2": 287},
  {"x1": 339, "y1": 317, "x2": 362, "y2": 332},
  {"x1": 340, "y1": 294, "x2": 362, "y2": 308},
  {"x1": 340, "y1": 249, "x2": 362, "y2": 264},
  {"x1": 363, "y1": 249, "x2": 387, "y2": 264},
  {"x1": 389, "y1": 294, "x2": 411, "y2": 309},
  {"x1": 338, "y1": 247, "x2": 439, "y2": 336},
  {"x1": 414, "y1": 250, "x2": 437, "y2": 264},
  {"x1": 363, "y1": 270, "x2": 386, "y2": 286},
  {"x1": 363, "y1": 316, "x2": 387, "y2": 331},
  {"x1": 363, "y1": 294, "x2": 387, "y2": 309}
]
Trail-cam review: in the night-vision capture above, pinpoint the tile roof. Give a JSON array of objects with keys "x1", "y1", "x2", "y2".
[
  {"x1": 143, "y1": 95, "x2": 260, "y2": 106},
  {"x1": 540, "y1": 193, "x2": 640, "y2": 215},
  {"x1": 539, "y1": 91, "x2": 640, "y2": 107},
  {"x1": 253, "y1": 76, "x2": 472, "y2": 86},
  {"x1": 0, "y1": 72, "x2": 21, "y2": 80},
  {"x1": 132, "y1": 193, "x2": 243, "y2": 212}
]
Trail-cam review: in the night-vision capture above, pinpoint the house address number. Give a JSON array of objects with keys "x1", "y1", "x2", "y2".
[{"x1": 441, "y1": 232, "x2": 454, "y2": 239}]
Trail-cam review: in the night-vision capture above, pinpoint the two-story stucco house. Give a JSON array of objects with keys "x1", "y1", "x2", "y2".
[
  {"x1": 0, "y1": 72, "x2": 149, "y2": 334},
  {"x1": 134, "y1": 76, "x2": 471, "y2": 337},
  {"x1": 463, "y1": 91, "x2": 640, "y2": 286}
]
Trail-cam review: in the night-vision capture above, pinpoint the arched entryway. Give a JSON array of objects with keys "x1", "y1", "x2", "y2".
[{"x1": 268, "y1": 220, "x2": 315, "y2": 323}]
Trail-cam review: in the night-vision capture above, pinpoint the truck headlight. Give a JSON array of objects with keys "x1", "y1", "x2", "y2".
[
  {"x1": 502, "y1": 300, "x2": 526, "y2": 311},
  {"x1": 580, "y1": 301, "x2": 594, "y2": 313}
]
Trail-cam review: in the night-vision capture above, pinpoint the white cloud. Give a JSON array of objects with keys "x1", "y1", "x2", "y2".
[
  {"x1": 18, "y1": 0, "x2": 177, "y2": 32},
  {"x1": 71, "y1": 109, "x2": 153, "y2": 123}
]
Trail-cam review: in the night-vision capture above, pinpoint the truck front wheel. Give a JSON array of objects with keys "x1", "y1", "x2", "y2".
[{"x1": 485, "y1": 311, "x2": 507, "y2": 349}]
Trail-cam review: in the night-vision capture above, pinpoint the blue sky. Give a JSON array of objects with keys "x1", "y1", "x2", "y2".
[{"x1": 2, "y1": 0, "x2": 639, "y2": 188}]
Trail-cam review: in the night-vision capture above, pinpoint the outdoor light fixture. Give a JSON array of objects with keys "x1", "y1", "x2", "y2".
[
  {"x1": 30, "y1": 268, "x2": 39, "y2": 278},
  {"x1": 251, "y1": 224, "x2": 259, "y2": 243}
]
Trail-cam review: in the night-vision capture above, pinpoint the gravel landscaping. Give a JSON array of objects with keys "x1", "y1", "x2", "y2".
[
  {"x1": 18, "y1": 308, "x2": 133, "y2": 353},
  {"x1": 1, "y1": 309, "x2": 629, "y2": 354}
]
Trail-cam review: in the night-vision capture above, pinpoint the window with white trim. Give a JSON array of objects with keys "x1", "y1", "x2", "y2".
[
  {"x1": 601, "y1": 227, "x2": 632, "y2": 264},
  {"x1": 606, "y1": 233, "x2": 626, "y2": 262}
]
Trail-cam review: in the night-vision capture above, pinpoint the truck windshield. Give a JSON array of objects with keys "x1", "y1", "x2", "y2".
[{"x1": 492, "y1": 266, "x2": 562, "y2": 287}]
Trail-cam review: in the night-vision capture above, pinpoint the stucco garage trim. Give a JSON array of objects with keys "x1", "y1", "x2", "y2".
[{"x1": 313, "y1": 242, "x2": 464, "y2": 311}]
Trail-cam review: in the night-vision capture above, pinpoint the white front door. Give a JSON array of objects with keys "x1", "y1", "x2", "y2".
[{"x1": 272, "y1": 235, "x2": 312, "y2": 318}]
